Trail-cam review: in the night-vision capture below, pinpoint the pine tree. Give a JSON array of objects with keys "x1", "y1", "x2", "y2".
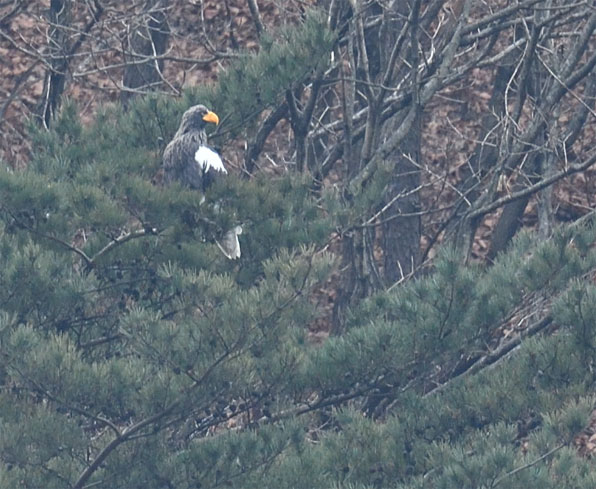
[{"x1": 2, "y1": 7, "x2": 596, "y2": 489}]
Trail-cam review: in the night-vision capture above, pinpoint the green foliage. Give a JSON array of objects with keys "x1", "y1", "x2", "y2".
[
  {"x1": 187, "y1": 9, "x2": 335, "y2": 138},
  {"x1": 1, "y1": 58, "x2": 337, "y2": 484},
  {"x1": 2, "y1": 9, "x2": 596, "y2": 489},
  {"x1": 4, "y1": 108, "x2": 596, "y2": 488}
]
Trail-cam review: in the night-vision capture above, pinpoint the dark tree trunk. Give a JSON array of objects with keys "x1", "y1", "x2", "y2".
[
  {"x1": 377, "y1": 0, "x2": 422, "y2": 283},
  {"x1": 37, "y1": 0, "x2": 71, "y2": 128},
  {"x1": 333, "y1": 0, "x2": 422, "y2": 329},
  {"x1": 120, "y1": 0, "x2": 170, "y2": 109},
  {"x1": 487, "y1": 21, "x2": 547, "y2": 260},
  {"x1": 381, "y1": 114, "x2": 422, "y2": 283},
  {"x1": 445, "y1": 57, "x2": 515, "y2": 260}
]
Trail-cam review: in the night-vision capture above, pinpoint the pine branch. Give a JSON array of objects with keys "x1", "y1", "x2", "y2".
[
  {"x1": 1, "y1": 207, "x2": 94, "y2": 267},
  {"x1": 5, "y1": 361, "x2": 122, "y2": 437},
  {"x1": 35, "y1": 230, "x2": 94, "y2": 267},
  {"x1": 492, "y1": 443, "x2": 565, "y2": 487},
  {"x1": 90, "y1": 227, "x2": 158, "y2": 265},
  {"x1": 72, "y1": 346, "x2": 237, "y2": 489},
  {"x1": 422, "y1": 315, "x2": 553, "y2": 399},
  {"x1": 71, "y1": 251, "x2": 321, "y2": 488}
]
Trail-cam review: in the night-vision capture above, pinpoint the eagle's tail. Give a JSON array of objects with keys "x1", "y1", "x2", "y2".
[{"x1": 215, "y1": 225, "x2": 243, "y2": 260}]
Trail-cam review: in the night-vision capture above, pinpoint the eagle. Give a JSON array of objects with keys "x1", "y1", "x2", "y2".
[{"x1": 163, "y1": 104, "x2": 242, "y2": 259}]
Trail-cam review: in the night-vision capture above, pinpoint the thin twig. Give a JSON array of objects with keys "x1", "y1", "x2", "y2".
[
  {"x1": 469, "y1": 151, "x2": 596, "y2": 219},
  {"x1": 492, "y1": 443, "x2": 565, "y2": 487}
]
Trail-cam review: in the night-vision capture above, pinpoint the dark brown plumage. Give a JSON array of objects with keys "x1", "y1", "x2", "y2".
[
  {"x1": 162, "y1": 104, "x2": 224, "y2": 192},
  {"x1": 162, "y1": 105, "x2": 242, "y2": 259}
]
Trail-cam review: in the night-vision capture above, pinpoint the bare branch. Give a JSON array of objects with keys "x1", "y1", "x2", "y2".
[
  {"x1": 469, "y1": 150, "x2": 596, "y2": 220},
  {"x1": 244, "y1": 102, "x2": 288, "y2": 174},
  {"x1": 246, "y1": 0, "x2": 265, "y2": 38}
]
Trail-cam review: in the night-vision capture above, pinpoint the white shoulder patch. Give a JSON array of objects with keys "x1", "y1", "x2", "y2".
[{"x1": 195, "y1": 146, "x2": 227, "y2": 174}]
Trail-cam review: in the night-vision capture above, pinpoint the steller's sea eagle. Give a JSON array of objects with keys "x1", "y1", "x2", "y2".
[{"x1": 163, "y1": 105, "x2": 242, "y2": 259}]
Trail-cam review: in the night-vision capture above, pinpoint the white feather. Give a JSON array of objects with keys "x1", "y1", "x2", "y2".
[
  {"x1": 195, "y1": 146, "x2": 227, "y2": 174},
  {"x1": 215, "y1": 226, "x2": 242, "y2": 260}
]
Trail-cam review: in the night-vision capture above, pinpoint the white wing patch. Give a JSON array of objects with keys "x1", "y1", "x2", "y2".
[{"x1": 195, "y1": 146, "x2": 227, "y2": 174}]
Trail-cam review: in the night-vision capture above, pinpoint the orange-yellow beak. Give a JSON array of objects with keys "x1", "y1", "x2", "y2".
[{"x1": 202, "y1": 110, "x2": 219, "y2": 125}]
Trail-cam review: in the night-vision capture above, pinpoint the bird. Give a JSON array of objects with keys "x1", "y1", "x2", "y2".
[{"x1": 162, "y1": 104, "x2": 242, "y2": 259}]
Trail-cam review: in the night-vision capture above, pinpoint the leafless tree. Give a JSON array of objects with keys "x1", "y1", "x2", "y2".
[
  {"x1": 120, "y1": 0, "x2": 171, "y2": 108},
  {"x1": 268, "y1": 0, "x2": 596, "y2": 328}
]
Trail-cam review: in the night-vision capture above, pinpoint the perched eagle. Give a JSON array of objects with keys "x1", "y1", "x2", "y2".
[{"x1": 163, "y1": 105, "x2": 242, "y2": 259}]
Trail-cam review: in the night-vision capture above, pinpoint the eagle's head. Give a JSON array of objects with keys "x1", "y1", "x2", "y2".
[{"x1": 179, "y1": 105, "x2": 219, "y2": 133}]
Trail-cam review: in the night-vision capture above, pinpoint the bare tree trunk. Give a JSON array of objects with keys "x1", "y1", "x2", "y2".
[
  {"x1": 381, "y1": 113, "x2": 422, "y2": 283},
  {"x1": 121, "y1": 0, "x2": 170, "y2": 109},
  {"x1": 379, "y1": 0, "x2": 422, "y2": 283},
  {"x1": 37, "y1": 0, "x2": 71, "y2": 128},
  {"x1": 333, "y1": 0, "x2": 424, "y2": 328},
  {"x1": 445, "y1": 55, "x2": 513, "y2": 260},
  {"x1": 36, "y1": 0, "x2": 104, "y2": 128},
  {"x1": 487, "y1": 6, "x2": 595, "y2": 259}
]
